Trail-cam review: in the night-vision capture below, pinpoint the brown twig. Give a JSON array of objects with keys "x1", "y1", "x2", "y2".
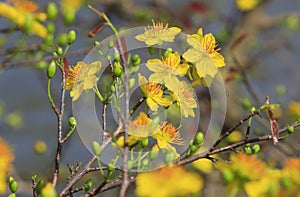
[{"x1": 52, "y1": 63, "x2": 66, "y2": 187}]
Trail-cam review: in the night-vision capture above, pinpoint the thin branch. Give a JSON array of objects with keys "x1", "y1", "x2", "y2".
[
  {"x1": 130, "y1": 96, "x2": 146, "y2": 116},
  {"x1": 232, "y1": 54, "x2": 261, "y2": 107},
  {"x1": 209, "y1": 111, "x2": 260, "y2": 151},
  {"x1": 52, "y1": 63, "x2": 67, "y2": 187}
]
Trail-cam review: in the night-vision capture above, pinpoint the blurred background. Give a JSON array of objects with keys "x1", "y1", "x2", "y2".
[{"x1": 0, "y1": 0, "x2": 300, "y2": 196}]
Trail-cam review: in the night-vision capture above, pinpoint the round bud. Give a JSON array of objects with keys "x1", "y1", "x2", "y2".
[
  {"x1": 44, "y1": 34, "x2": 54, "y2": 46},
  {"x1": 148, "y1": 46, "x2": 155, "y2": 55},
  {"x1": 94, "y1": 41, "x2": 100, "y2": 46},
  {"x1": 68, "y1": 117, "x2": 77, "y2": 128},
  {"x1": 113, "y1": 62, "x2": 123, "y2": 77},
  {"x1": 249, "y1": 107, "x2": 256, "y2": 113},
  {"x1": 46, "y1": 2, "x2": 58, "y2": 21},
  {"x1": 47, "y1": 23, "x2": 55, "y2": 34},
  {"x1": 83, "y1": 179, "x2": 93, "y2": 192},
  {"x1": 24, "y1": 14, "x2": 34, "y2": 33},
  {"x1": 47, "y1": 60, "x2": 56, "y2": 79},
  {"x1": 142, "y1": 159, "x2": 149, "y2": 168},
  {"x1": 56, "y1": 47, "x2": 63, "y2": 56},
  {"x1": 67, "y1": 30, "x2": 76, "y2": 45},
  {"x1": 133, "y1": 57, "x2": 141, "y2": 66},
  {"x1": 164, "y1": 152, "x2": 175, "y2": 164},
  {"x1": 110, "y1": 85, "x2": 116, "y2": 93},
  {"x1": 57, "y1": 33, "x2": 68, "y2": 46},
  {"x1": 127, "y1": 160, "x2": 134, "y2": 170},
  {"x1": 92, "y1": 141, "x2": 101, "y2": 156},
  {"x1": 9, "y1": 180, "x2": 18, "y2": 193},
  {"x1": 108, "y1": 41, "x2": 114, "y2": 48},
  {"x1": 287, "y1": 126, "x2": 294, "y2": 133},
  {"x1": 252, "y1": 144, "x2": 260, "y2": 154},
  {"x1": 150, "y1": 147, "x2": 159, "y2": 160},
  {"x1": 141, "y1": 137, "x2": 148, "y2": 148},
  {"x1": 114, "y1": 53, "x2": 121, "y2": 62},
  {"x1": 194, "y1": 132, "x2": 204, "y2": 145},
  {"x1": 129, "y1": 78, "x2": 135, "y2": 89},
  {"x1": 222, "y1": 169, "x2": 234, "y2": 183},
  {"x1": 189, "y1": 145, "x2": 198, "y2": 153},
  {"x1": 244, "y1": 146, "x2": 252, "y2": 155},
  {"x1": 131, "y1": 54, "x2": 140, "y2": 62},
  {"x1": 8, "y1": 193, "x2": 16, "y2": 197},
  {"x1": 64, "y1": 7, "x2": 76, "y2": 25}
]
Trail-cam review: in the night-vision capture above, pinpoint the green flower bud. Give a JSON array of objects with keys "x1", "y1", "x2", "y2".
[
  {"x1": 47, "y1": 23, "x2": 55, "y2": 34},
  {"x1": 57, "y1": 33, "x2": 68, "y2": 46},
  {"x1": 189, "y1": 144, "x2": 198, "y2": 153},
  {"x1": 133, "y1": 57, "x2": 141, "y2": 66},
  {"x1": 252, "y1": 144, "x2": 260, "y2": 154},
  {"x1": 94, "y1": 41, "x2": 100, "y2": 46},
  {"x1": 249, "y1": 106, "x2": 256, "y2": 113},
  {"x1": 44, "y1": 34, "x2": 54, "y2": 46},
  {"x1": 222, "y1": 169, "x2": 234, "y2": 183},
  {"x1": 242, "y1": 98, "x2": 252, "y2": 109},
  {"x1": 288, "y1": 125, "x2": 294, "y2": 133},
  {"x1": 110, "y1": 85, "x2": 116, "y2": 93},
  {"x1": 36, "y1": 180, "x2": 46, "y2": 195},
  {"x1": 114, "y1": 53, "x2": 121, "y2": 62},
  {"x1": 194, "y1": 132, "x2": 204, "y2": 145},
  {"x1": 37, "y1": 61, "x2": 48, "y2": 70},
  {"x1": 189, "y1": 139, "x2": 194, "y2": 147},
  {"x1": 131, "y1": 54, "x2": 139, "y2": 62},
  {"x1": 113, "y1": 62, "x2": 123, "y2": 77},
  {"x1": 47, "y1": 60, "x2": 56, "y2": 79},
  {"x1": 148, "y1": 46, "x2": 155, "y2": 55},
  {"x1": 108, "y1": 40, "x2": 114, "y2": 48},
  {"x1": 276, "y1": 85, "x2": 286, "y2": 97},
  {"x1": 142, "y1": 159, "x2": 149, "y2": 168},
  {"x1": 24, "y1": 14, "x2": 34, "y2": 33},
  {"x1": 46, "y1": 3, "x2": 58, "y2": 21},
  {"x1": 68, "y1": 117, "x2": 77, "y2": 128},
  {"x1": 244, "y1": 146, "x2": 252, "y2": 155},
  {"x1": 141, "y1": 137, "x2": 148, "y2": 148},
  {"x1": 8, "y1": 193, "x2": 16, "y2": 197},
  {"x1": 9, "y1": 179, "x2": 18, "y2": 193},
  {"x1": 83, "y1": 179, "x2": 93, "y2": 192},
  {"x1": 52, "y1": 52, "x2": 58, "y2": 58},
  {"x1": 129, "y1": 78, "x2": 135, "y2": 89},
  {"x1": 150, "y1": 147, "x2": 159, "y2": 160},
  {"x1": 67, "y1": 30, "x2": 76, "y2": 45},
  {"x1": 164, "y1": 152, "x2": 175, "y2": 164},
  {"x1": 107, "y1": 164, "x2": 115, "y2": 172},
  {"x1": 64, "y1": 7, "x2": 76, "y2": 25},
  {"x1": 130, "y1": 64, "x2": 140, "y2": 74},
  {"x1": 31, "y1": 174, "x2": 38, "y2": 181},
  {"x1": 127, "y1": 160, "x2": 134, "y2": 170},
  {"x1": 92, "y1": 141, "x2": 101, "y2": 156},
  {"x1": 163, "y1": 50, "x2": 171, "y2": 58},
  {"x1": 285, "y1": 15, "x2": 299, "y2": 31},
  {"x1": 56, "y1": 47, "x2": 63, "y2": 56}
]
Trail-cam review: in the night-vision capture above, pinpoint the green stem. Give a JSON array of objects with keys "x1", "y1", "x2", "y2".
[
  {"x1": 47, "y1": 79, "x2": 57, "y2": 110},
  {"x1": 94, "y1": 86, "x2": 105, "y2": 102}
]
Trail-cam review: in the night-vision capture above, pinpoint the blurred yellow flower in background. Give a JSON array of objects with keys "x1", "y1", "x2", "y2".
[
  {"x1": 135, "y1": 20, "x2": 181, "y2": 46},
  {"x1": 61, "y1": 0, "x2": 84, "y2": 13},
  {"x1": 287, "y1": 101, "x2": 300, "y2": 119},
  {"x1": 0, "y1": 0, "x2": 47, "y2": 38},
  {"x1": 135, "y1": 166, "x2": 203, "y2": 197},
  {"x1": 66, "y1": 61, "x2": 102, "y2": 101},
  {"x1": 235, "y1": 0, "x2": 259, "y2": 11},
  {"x1": 138, "y1": 74, "x2": 172, "y2": 111},
  {"x1": 0, "y1": 137, "x2": 14, "y2": 194}
]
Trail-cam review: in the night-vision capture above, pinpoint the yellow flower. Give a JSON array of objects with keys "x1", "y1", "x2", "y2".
[
  {"x1": 153, "y1": 122, "x2": 184, "y2": 149},
  {"x1": 66, "y1": 61, "x2": 102, "y2": 101},
  {"x1": 115, "y1": 112, "x2": 160, "y2": 147},
  {"x1": 135, "y1": 20, "x2": 181, "y2": 46},
  {"x1": 147, "y1": 53, "x2": 189, "y2": 84},
  {"x1": 0, "y1": 0, "x2": 47, "y2": 38},
  {"x1": 244, "y1": 169, "x2": 281, "y2": 197},
  {"x1": 216, "y1": 152, "x2": 266, "y2": 194},
  {"x1": 235, "y1": 0, "x2": 259, "y2": 11},
  {"x1": 193, "y1": 158, "x2": 214, "y2": 174},
  {"x1": 183, "y1": 28, "x2": 225, "y2": 83},
  {"x1": 0, "y1": 137, "x2": 14, "y2": 194},
  {"x1": 138, "y1": 74, "x2": 172, "y2": 111},
  {"x1": 61, "y1": 0, "x2": 84, "y2": 13},
  {"x1": 41, "y1": 182, "x2": 57, "y2": 197},
  {"x1": 135, "y1": 166, "x2": 203, "y2": 197},
  {"x1": 166, "y1": 77, "x2": 197, "y2": 118},
  {"x1": 287, "y1": 101, "x2": 300, "y2": 118},
  {"x1": 281, "y1": 158, "x2": 300, "y2": 195}
]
